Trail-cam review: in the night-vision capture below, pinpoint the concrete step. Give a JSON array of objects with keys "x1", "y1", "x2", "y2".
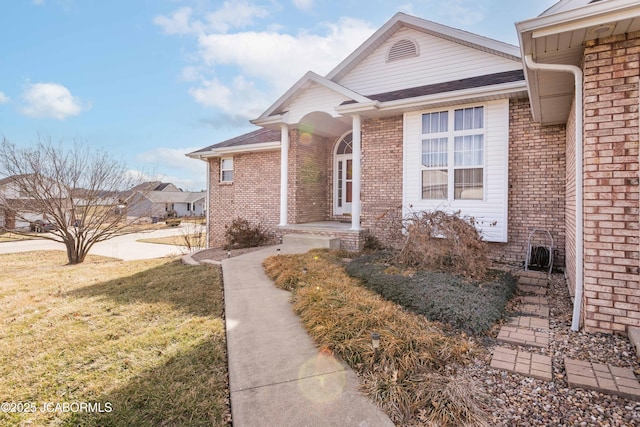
[{"x1": 282, "y1": 233, "x2": 341, "y2": 249}]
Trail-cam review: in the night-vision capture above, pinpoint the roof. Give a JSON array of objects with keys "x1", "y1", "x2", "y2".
[
  {"x1": 327, "y1": 12, "x2": 521, "y2": 83},
  {"x1": 342, "y1": 70, "x2": 525, "y2": 105},
  {"x1": 146, "y1": 191, "x2": 205, "y2": 204},
  {"x1": 517, "y1": 0, "x2": 640, "y2": 124},
  {"x1": 187, "y1": 128, "x2": 281, "y2": 159}
]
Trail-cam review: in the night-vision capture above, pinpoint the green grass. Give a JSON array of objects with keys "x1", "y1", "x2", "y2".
[{"x1": 0, "y1": 251, "x2": 229, "y2": 426}]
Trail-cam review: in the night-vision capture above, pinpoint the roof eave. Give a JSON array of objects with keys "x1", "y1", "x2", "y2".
[
  {"x1": 337, "y1": 81, "x2": 527, "y2": 117},
  {"x1": 186, "y1": 141, "x2": 281, "y2": 159}
]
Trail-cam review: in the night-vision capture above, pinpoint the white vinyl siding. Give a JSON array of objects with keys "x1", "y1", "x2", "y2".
[
  {"x1": 286, "y1": 82, "x2": 351, "y2": 123},
  {"x1": 338, "y1": 27, "x2": 522, "y2": 96},
  {"x1": 403, "y1": 99, "x2": 509, "y2": 242}
]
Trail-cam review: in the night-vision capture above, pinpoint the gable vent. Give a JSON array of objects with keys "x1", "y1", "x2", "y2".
[{"x1": 387, "y1": 39, "x2": 418, "y2": 62}]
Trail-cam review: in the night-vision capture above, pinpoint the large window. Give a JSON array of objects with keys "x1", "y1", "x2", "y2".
[
  {"x1": 421, "y1": 106, "x2": 484, "y2": 200},
  {"x1": 220, "y1": 157, "x2": 233, "y2": 183}
]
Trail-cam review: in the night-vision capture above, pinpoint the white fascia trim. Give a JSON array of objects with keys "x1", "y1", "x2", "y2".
[
  {"x1": 516, "y1": 0, "x2": 640, "y2": 36},
  {"x1": 375, "y1": 81, "x2": 527, "y2": 112},
  {"x1": 251, "y1": 114, "x2": 285, "y2": 127},
  {"x1": 254, "y1": 72, "x2": 371, "y2": 120},
  {"x1": 335, "y1": 101, "x2": 381, "y2": 115},
  {"x1": 187, "y1": 141, "x2": 281, "y2": 159},
  {"x1": 327, "y1": 12, "x2": 521, "y2": 81}
]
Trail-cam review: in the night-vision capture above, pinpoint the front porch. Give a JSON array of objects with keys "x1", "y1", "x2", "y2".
[{"x1": 278, "y1": 221, "x2": 364, "y2": 251}]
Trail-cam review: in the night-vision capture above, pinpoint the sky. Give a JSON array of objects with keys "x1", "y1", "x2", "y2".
[{"x1": 0, "y1": 0, "x2": 558, "y2": 191}]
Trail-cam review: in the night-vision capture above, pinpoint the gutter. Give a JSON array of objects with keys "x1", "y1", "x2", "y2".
[
  {"x1": 186, "y1": 141, "x2": 281, "y2": 160},
  {"x1": 524, "y1": 55, "x2": 583, "y2": 332}
]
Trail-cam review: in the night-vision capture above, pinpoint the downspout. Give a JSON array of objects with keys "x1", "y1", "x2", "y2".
[{"x1": 524, "y1": 55, "x2": 584, "y2": 332}]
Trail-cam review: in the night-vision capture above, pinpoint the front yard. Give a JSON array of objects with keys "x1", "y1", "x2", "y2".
[{"x1": 0, "y1": 251, "x2": 229, "y2": 426}]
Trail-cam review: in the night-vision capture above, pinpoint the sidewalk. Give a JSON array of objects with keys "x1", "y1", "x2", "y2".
[{"x1": 221, "y1": 243, "x2": 394, "y2": 427}]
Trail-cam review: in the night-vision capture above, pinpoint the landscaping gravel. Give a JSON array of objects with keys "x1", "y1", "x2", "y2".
[{"x1": 462, "y1": 271, "x2": 640, "y2": 426}]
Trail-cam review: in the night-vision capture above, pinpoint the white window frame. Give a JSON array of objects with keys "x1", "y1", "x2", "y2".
[
  {"x1": 421, "y1": 106, "x2": 486, "y2": 201},
  {"x1": 220, "y1": 157, "x2": 233, "y2": 183},
  {"x1": 403, "y1": 99, "x2": 509, "y2": 243}
]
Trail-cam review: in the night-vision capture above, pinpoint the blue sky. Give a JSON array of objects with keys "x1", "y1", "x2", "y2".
[{"x1": 0, "y1": 0, "x2": 557, "y2": 191}]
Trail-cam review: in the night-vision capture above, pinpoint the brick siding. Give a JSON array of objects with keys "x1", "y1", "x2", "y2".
[
  {"x1": 488, "y1": 99, "x2": 567, "y2": 267},
  {"x1": 581, "y1": 32, "x2": 640, "y2": 333},
  {"x1": 360, "y1": 116, "x2": 404, "y2": 243},
  {"x1": 207, "y1": 151, "x2": 281, "y2": 248}
]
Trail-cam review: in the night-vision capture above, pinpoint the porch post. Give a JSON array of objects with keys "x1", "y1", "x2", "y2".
[
  {"x1": 351, "y1": 114, "x2": 362, "y2": 230},
  {"x1": 279, "y1": 124, "x2": 289, "y2": 226}
]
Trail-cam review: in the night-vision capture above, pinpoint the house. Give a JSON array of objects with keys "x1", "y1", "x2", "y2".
[
  {"x1": 188, "y1": 0, "x2": 640, "y2": 335},
  {"x1": 126, "y1": 182, "x2": 206, "y2": 218},
  {"x1": 0, "y1": 174, "x2": 56, "y2": 230}
]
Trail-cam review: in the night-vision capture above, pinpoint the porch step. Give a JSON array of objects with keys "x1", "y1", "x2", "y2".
[{"x1": 282, "y1": 233, "x2": 341, "y2": 249}]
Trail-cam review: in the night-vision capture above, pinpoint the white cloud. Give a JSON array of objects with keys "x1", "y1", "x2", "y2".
[
  {"x1": 189, "y1": 76, "x2": 269, "y2": 120},
  {"x1": 0, "y1": 92, "x2": 9, "y2": 104},
  {"x1": 438, "y1": 0, "x2": 484, "y2": 26},
  {"x1": 195, "y1": 17, "x2": 375, "y2": 98},
  {"x1": 292, "y1": 0, "x2": 314, "y2": 11},
  {"x1": 198, "y1": 18, "x2": 374, "y2": 82},
  {"x1": 132, "y1": 147, "x2": 208, "y2": 191},
  {"x1": 157, "y1": 4, "x2": 376, "y2": 121},
  {"x1": 154, "y1": 1, "x2": 268, "y2": 35},
  {"x1": 20, "y1": 82, "x2": 89, "y2": 119},
  {"x1": 153, "y1": 7, "x2": 199, "y2": 35}
]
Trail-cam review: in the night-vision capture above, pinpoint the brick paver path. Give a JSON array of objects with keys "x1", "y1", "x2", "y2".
[
  {"x1": 490, "y1": 270, "x2": 640, "y2": 401},
  {"x1": 565, "y1": 358, "x2": 640, "y2": 401},
  {"x1": 491, "y1": 346, "x2": 552, "y2": 381},
  {"x1": 497, "y1": 325, "x2": 549, "y2": 348}
]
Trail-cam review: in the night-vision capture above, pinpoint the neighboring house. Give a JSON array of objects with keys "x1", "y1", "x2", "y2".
[
  {"x1": 188, "y1": 0, "x2": 640, "y2": 335},
  {"x1": 0, "y1": 175, "x2": 54, "y2": 230},
  {"x1": 126, "y1": 182, "x2": 206, "y2": 218}
]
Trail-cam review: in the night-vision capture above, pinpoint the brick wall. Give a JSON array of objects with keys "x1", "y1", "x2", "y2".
[
  {"x1": 360, "y1": 116, "x2": 404, "y2": 243},
  {"x1": 207, "y1": 151, "x2": 281, "y2": 247},
  {"x1": 487, "y1": 99, "x2": 567, "y2": 268},
  {"x1": 581, "y1": 32, "x2": 640, "y2": 333},
  {"x1": 289, "y1": 130, "x2": 331, "y2": 223}
]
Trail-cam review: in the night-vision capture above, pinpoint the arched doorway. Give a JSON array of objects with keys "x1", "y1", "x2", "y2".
[{"x1": 333, "y1": 132, "x2": 353, "y2": 216}]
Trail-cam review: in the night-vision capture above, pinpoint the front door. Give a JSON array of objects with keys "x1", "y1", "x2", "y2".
[{"x1": 334, "y1": 132, "x2": 353, "y2": 216}]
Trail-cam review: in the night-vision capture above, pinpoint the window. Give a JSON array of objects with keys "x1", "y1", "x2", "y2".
[
  {"x1": 220, "y1": 157, "x2": 233, "y2": 182},
  {"x1": 421, "y1": 106, "x2": 484, "y2": 200}
]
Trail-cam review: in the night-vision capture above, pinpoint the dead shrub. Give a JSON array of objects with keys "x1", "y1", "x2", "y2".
[
  {"x1": 397, "y1": 210, "x2": 490, "y2": 279},
  {"x1": 223, "y1": 217, "x2": 269, "y2": 250}
]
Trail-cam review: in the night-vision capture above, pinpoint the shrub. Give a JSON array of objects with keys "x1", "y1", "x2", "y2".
[
  {"x1": 223, "y1": 217, "x2": 268, "y2": 249},
  {"x1": 263, "y1": 250, "x2": 488, "y2": 426},
  {"x1": 347, "y1": 252, "x2": 516, "y2": 336},
  {"x1": 397, "y1": 210, "x2": 491, "y2": 279}
]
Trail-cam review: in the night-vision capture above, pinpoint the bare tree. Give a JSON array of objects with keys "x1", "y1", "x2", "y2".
[{"x1": 0, "y1": 137, "x2": 149, "y2": 264}]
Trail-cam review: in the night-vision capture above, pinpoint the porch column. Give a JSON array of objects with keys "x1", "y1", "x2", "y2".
[
  {"x1": 279, "y1": 124, "x2": 289, "y2": 226},
  {"x1": 351, "y1": 114, "x2": 362, "y2": 230}
]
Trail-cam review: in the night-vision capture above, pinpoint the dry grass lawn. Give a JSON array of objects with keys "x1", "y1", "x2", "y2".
[
  {"x1": 137, "y1": 234, "x2": 204, "y2": 248},
  {"x1": 0, "y1": 251, "x2": 229, "y2": 426}
]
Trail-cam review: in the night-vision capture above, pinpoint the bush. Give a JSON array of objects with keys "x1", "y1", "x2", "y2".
[
  {"x1": 224, "y1": 217, "x2": 269, "y2": 249},
  {"x1": 347, "y1": 252, "x2": 516, "y2": 336},
  {"x1": 397, "y1": 210, "x2": 491, "y2": 279},
  {"x1": 263, "y1": 249, "x2": 486, "y2": 426}
]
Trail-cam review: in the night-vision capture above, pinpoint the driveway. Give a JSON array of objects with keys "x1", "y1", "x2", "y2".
[{"x1": 0, "y1": 224, "x2": 204, "y2": 261}]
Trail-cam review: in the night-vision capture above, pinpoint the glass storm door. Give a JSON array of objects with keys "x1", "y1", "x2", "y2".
[{"x1": 334, "y1": 133, "x2": 353, "y2": 216}]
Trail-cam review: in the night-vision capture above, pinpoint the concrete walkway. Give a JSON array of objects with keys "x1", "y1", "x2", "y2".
[
  {"x1": 0, "y1": 224, "x2": 202, "y2": 260},
  {"x1": 221, "y1": 243, "x2": 394, "y2": 427}
]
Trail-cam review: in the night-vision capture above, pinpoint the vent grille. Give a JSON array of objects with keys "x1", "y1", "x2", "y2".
[{"x1": 388, "y1": 39, "x2": 418, "y2": 62}]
